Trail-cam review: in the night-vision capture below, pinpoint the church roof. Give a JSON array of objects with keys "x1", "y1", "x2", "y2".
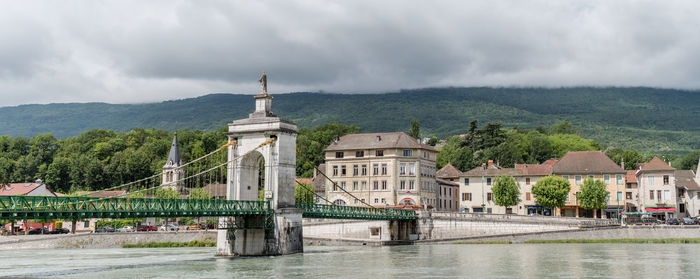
[{"x1": 165, "y1": 132, "x2": 181, "y2": 167}]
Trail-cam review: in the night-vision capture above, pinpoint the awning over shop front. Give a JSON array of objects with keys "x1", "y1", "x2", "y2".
[{"x1": 645, "y1": 207, "x2": 676, "y2": 213}]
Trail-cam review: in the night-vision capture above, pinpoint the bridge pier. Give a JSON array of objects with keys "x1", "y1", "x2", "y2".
[
  {"x1": 216, "y1": 83, "x2": 303, "y2": 257},
  {"x1": 389, "y1": 220, "x2": 418, "y2": 241}
]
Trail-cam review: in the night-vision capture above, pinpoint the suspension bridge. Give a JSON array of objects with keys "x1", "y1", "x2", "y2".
[{"x1": 0, "y1": 76, "x2": 417, "y2": 256}]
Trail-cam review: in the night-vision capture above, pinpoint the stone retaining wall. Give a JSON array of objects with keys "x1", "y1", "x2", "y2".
[{"x1": 0, "y1": 231, "x2": 216, "y2": 250}]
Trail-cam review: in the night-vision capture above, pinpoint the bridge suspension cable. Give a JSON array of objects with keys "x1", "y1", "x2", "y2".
[{"x1": 313, "y1": 166, "x2": 375, "y2": 208}]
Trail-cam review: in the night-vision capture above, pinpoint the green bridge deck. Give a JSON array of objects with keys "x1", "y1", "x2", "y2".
[{"x1": 0, "y1": 196, "x2": 416, "y2": 221}]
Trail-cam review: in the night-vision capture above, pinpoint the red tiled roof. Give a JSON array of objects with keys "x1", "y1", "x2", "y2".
[
  {"x1": 552, "y1": 151, "x2": 625, "y2": 174},
  {"x1": 638, "y1": 157, "x2": 676, "y2": 171},
  {"x1": 0, "y1": 182, "x2": 49, "y2": 196},
  {"x1": 437, "y1": 163, "x2": 463, "y2": 179},
  {"x1": 514, "y1": 163, "x2": 553, "y2": 176},
  {"x1": 625, "y1": 170, "x2": 637, "y2": 183},
  {"x1": 296, "y1": 178, "x2": 313, "y2": 185}
]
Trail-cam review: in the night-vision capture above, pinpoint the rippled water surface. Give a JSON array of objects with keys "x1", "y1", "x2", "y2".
[{"x1": 2, "y1": 244, "x2": 700, "y2": 278}]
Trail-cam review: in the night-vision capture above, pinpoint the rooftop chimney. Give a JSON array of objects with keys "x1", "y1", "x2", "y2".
[
  {"x1": 621, "y1": 158, "x2": 625, "y2": 170},
  {"x1": 376, "y1": 135, "x2": 382, "y2": 142},
  {"x1": 35, "y1": 179, "x2": 43, "y2": 185}
]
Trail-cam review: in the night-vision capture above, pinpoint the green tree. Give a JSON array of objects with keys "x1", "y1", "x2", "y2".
[
  {"x1": 428, "y1": 136, "x2": 438, "y2": 146},
  {"x1": 155, "y1": 188, "x2": 181, "y2": 199},
  {"x1": 532, "y1": 176, "x2": 571, "y2": 212},
  {"x1": 295, "y1": 182, "x2": 315, "y2": 204},
  {"x1": 577, "y1": 178, "x2": 609, "y2": 211},
  {"x1": 44, "y1": 157, "x2": 72, "y2": 193},
  {"x1": 548, "y1": 134, "x2": 599, "y2": 158},
  {"x1": 295, "y1": 122, "x2": 360, "y2": 178},
  {"x1": 491, "y1": 175, "x2": 520, "y2": 209},
  {"x1": 550, "y1": 121, "x2": 575, "y2": 135},
  {"x1": 408, "y1": 118, "x2": 421, "y2": 139},
  {"x1": 189, "y1": 188, "x2": 212, "y2": 200}
]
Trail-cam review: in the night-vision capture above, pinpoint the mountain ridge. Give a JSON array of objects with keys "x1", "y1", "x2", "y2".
[{"x1": 1, "y1": 87, "x2": 698, "y2": 154}]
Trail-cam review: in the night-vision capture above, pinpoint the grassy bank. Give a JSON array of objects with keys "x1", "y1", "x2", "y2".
[
  {"x1": 453, "y1": 241, "x2": 512, "y2": 244},
  {"x1": 122, "y1": 240, "x2": 216, "y2": 248},
  {"x1": 524, "y1": 238, "x2": 700, "y2": 244}
]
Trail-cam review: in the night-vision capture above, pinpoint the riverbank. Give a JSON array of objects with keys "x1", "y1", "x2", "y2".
[
  {"x1": 453, "y1": 238, "x2": 700, "y2": 244},
  {"x1": 0, "y1": 231, "x2": 216, "y2": 250}
]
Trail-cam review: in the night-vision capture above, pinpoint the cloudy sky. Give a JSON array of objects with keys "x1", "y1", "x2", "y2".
[{"x1": 1, "y1": 1, "x2": 699, "y2": 106}]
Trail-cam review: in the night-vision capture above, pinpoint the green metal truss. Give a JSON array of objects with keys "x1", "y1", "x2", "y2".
[
  {"x1": 297, "y1": 203, "x2": 417, "y2": 220},
  {"x1": 0, "y1": 196, "x2": 271, "y2": 221},
  {"x1": 0, "y1": 196, "x2": 416, "y2": 222}
]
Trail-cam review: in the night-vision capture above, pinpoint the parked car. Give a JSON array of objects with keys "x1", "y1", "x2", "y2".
[
  {"x1": 186, "y1": 224, "x2": 203, "y2": 230},
  {"x1": 94, "y1": 226, "x2": 115, "y2": 233},
  {"x1": 667, "y1": 218, "x2": 681, "y2": 225},
  {"x1": 28, "y1": 228, "x2": 51, "y2": 235},
  {"x1": 116, "y1": 226, "x2": 135, "y2": 232},
  {"x1": 159, "y1": 224, "x2": 179, "y2": 231},
  {"x1": 137, "y1": 225, "x2": 157, "y2": 232},
  {"x1": 49, "y1": 228, "x2": 70, "y2": 234},
  {"x1": 682, "y1": 218, "x2": 696, "y2": 225}
]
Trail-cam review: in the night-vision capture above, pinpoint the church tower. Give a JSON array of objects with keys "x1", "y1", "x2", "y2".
[{"x1": 162, "y1": 131, "x2": 184, "y2": 190}]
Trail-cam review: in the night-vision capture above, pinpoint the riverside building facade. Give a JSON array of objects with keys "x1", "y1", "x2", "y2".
[{"x1": 323, "y1": 132, "x2": 438, "y2": 208}]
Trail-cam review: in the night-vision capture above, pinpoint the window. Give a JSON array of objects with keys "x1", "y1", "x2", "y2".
[
  {"x1": 361, "y1": 165, "x2": 367, "y2": 175},
  {"x1": 563, "y1": 175, "x2": 570, "y2": 180},
  {"x1": 649, "y1": 190, "x2": 654, "y2": 200},
  {"x1": 409, "y1": 180, "x2": 415, "y2": 190},
  {"x1": 381, "y1": 180, "x2": 387, "y2": 190},
  {"x1": 84, "y1": 221, "x2": 90, "y2": 227},
  {"x1": 374, "y1": 198, "x2": 379, "y2": 203},
  {"x1": 373, "y1": 164, "x2": 379, "y2": 175},
  {"x1": 657, "y1": 190, "x2": 662, "y2": 202},
  {"x1": 335, "y1": 152, "x2": 344, "y2": 158},
  {"x1": 466, "y1": 193, "x2": 472, "y2": 201},
  {"x1": 400, "y1": 180, "x2": 406, "y2": 190},
  {"x1": 376, "y1": 150, "x2": 384, "y2": 156},
  {"x1": 604, "y1": 174, "x2": 610, "y2": 185},
  {"x1": 361, "y1": 181, "x2": 367, "y2": 190},
  {"x1": 361, "y1": 198, "x2": 365, "y2": 203},
  {"x1": 381, "y1": 164, "x2": 387, "y2": 175},
  {"x1": 352, "y1": 181, "x2": 358, "y2": 191},
  {"x1": 403, "y1": 149, "x2": 413, "y2": 156},
  {"x1": 462, "y1": 193, "x2": 467, "y2": 201},
  {"x1": 617, "y1": 191, "x2": 622, "y2": 202},
  {"x1": 487, "y1": 178, "x2": 492, "y2": 185},
  {"x1": 340, "y1": 182, "x2": 346, "y2": 190},
  {"x1": 663, "y1": 190, "x2": 670, "y2": 201},
  {"x1": 487, "y1": 192, "x2": 493, "y2": 201},
  {"x1": 381, "y1": 198, "x2": 386, "y2": 204},
  {"x1": 409, "y1": 163, "x2": 415, "y2": 175},
  {"x1": 487, "y1": 208, "x2": 492, "y2": 214},
  {"x1": 526, "y1": 178, "x2": 531, "y2": 185},
  {"x1": 400, "y1": 163, "x2": 406, "y2": 175},
  {"x1": 575, "y1": 176, "x2": 582, "y2": 186},
  {"x1": 355, "y1": 151, "x2": 364, "y2": 157},
  {"x1": 648, "y1": 175, "x2": 655, "y2": 186},
  {"x1": 663, "y1": 175, "x2": 670, "y2": 185},
  {"x1": 373, "y1": 181, "x2": 379, "y2": 190},
  {"x1": 464, "y1": 178, "x2": 469, "y2": 185},
  {"x1": 626, "y1": 192, "x2": 632, "y2": 199},
  {"x1": 565, "y1": 193, "x2": 570, "y2": 202},
  {"x1": 353, "y1": 165, "x2": 358, "y2": 176},
  {"x1": 464, "y1": 208, "x2": 470, "y2": 213},
  {"x1": 332, "y1": 166, "x2": 338, "y2": 176},
  {"x1": 354, "y1": 199, "x2": 359, "y2": 204},
  {"x1": 341, "y1": 165, "x2": 346, "y2": 176},
  {"x1": 526, "y1": 192, "x2": 531, "y2": 201},
  {"x1": 616, "y1": 175, "x2": 623, "y2": 185}
]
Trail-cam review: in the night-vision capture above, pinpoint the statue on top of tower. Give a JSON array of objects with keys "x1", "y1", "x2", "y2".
[{"x1": 258, "y1": 71, "x2": 268, "y2": 95}]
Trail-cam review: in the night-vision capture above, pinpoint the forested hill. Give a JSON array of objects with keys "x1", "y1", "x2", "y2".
[{"x1": 1, "y1": 87, "x2": 699, "y2": 154}]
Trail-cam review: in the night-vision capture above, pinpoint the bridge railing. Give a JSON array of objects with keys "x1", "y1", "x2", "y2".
[
  {"x1": 0, "y1": 196, "x2": 271, "y2": 221},
  {"x1": 297, "y1": 203, "x2": 417, "y2": 220}
]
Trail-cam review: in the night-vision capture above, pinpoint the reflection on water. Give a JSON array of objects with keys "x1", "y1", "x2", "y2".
[{"x1": 1, "y1": 244, "x2": 699, "y2": 278}]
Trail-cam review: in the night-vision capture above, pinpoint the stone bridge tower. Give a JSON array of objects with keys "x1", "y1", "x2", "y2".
[{"x1": 216, "y1": 74, "x2": 303, "y2": 256}]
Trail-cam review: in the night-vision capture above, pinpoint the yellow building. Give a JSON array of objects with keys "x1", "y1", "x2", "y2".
[
  {"x1": 552, "y1": 151, "x2": 626, "y2": 218},
  {"x1": 323, "y1": 132, "x2": 438, "y2": 208}
]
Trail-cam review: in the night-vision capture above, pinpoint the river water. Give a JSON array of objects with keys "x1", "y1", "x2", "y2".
[{"x1": 2, "y1": 244, "x2": 699, "y2": 278}]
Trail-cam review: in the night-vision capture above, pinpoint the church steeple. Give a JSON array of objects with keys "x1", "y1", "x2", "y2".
[
  {"x1": 163, "y1": 131, "x2": 184, "y2": 189},
  {"x1": 164, "y1": 131, "x2": 181, "y2": 167}
]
